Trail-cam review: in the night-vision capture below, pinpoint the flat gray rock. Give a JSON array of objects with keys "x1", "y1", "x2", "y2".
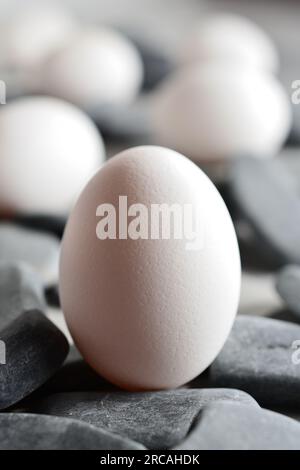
[
  {"x1": 210, "y1": 315, "x2": 300, "y2": 406},
  {"x1": 0, "y1": 310, "x2": 69, "y2": 409},
  {"x1": 28, "y1": 389, "x2": 258, "y2": 449},
  {"x1": 229, "y1": 157, "x2": 300, "y2": 267},
  {"x1": 0, "y1": 413, "x2": 144, "y2": 450},
  {"x1": 0, "y1": 223, "x2": 60, "y2": 284},
  {"x1": 174, "y1": 403, "x2": 300, "y2": 450},
  {"x1": 276, "y1": 265, "x2": 300, "y2": 318},
  {"x1": 0, "y1": 262, "x2": 46, "y2": 330}
]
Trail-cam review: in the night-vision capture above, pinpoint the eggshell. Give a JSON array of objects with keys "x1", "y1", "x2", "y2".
[
  {"x1": 59, "y1": 146, "x2": 241, "y2": 390},
  {"x1": 0, "y1": 96, "x2": 105, "y2": 215},
  {"x1": 152, "y1": 64, "x2": 291, "y2": 162},
  {"x1": 1, "y1": 4, "x2": 76, "y2": 70},
  {"x1": 39, "y1": 28, "x2": 143, "y2": 109},
  {"x1": 180, "y1": 13, "x2": 279, "y2": 73}
]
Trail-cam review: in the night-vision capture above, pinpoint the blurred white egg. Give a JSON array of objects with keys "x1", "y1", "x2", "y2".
[
  {"x1": 39, "y1": 28, "x2": 144, "y2": 109},
  {"x1": 180, "y1": 13, "x2": 279, "y2": 73},
  {"x1": 60, "y1": 145, "x2": 241, "y2": 390},
  {"x1": 152, "y1": 64, "x2": 291, "y2": 161},
  {"x1": 0, "y1": 96, "x2": 105, "y2": 215},
  {"x1": 0, "y1": 4, "x2": 76, "y2": 70}
]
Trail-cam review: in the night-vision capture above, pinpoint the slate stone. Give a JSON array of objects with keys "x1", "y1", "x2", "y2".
[
  {"x1": 28, "y1": 389, "x2": 258, "y2": 449},
  {"x1": 45, "y1": 284, "x2": 60, "y2": 308},
  {"x1": 229, "y1": 157, "x2": 300, "y2": 267},
  {"x1": 276, "y1": 265, "x2": 300, "y2": 318},
  {"x1": 0, "y1": 310, "x2": 69, "y2": 409},
  {"x1": 0, "y1": 223, "x2": 59, "y2": 283},
  {"x1": 12, "y1": 214, "x2": 67, "y2": 239},
  {"x1": 210, "y1": 315, "x2": 300, "y2": 406},
  {"x1": 0, "y1": 262, "x2": 46, "y2": 329},
  {"x1": 39, "y1": 345, "x2": 118, "y2": 394},
  {"x1": 91, "y1": 102, "x2": 151, "y2": 143},
  {"x1": 131, "y1": 37, "x2": 173, "y2": 91},
  {"x1": 0, "y1": 413, "x2": 144, "y2": 450},
  {"x1": 174, "y1": 403, "x2": 300, "y2": 450}
]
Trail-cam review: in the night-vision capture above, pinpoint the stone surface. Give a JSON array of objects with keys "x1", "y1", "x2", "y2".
[
  {"x1": 0, "y1": 310, "x2": 69, "y2": 409},
  {"x1": 210, "y1": 315, "x2": 300, "y2": 406},
  {"x1": 276, "y1": 265, "x2": 300, "y2": 318},
  {"x1": 39, "y1": 345, "x2": 118, "y2": 394},
  {"x1": 174, "y1": 402, "x2": 300, "y2": 450},
  {"x1": 0, "y1": 223, "x2": 60, "y2": 283},
  {"x1": 45, "y1": 284, "x2": 60, "y2": 308},
  {"x1": 0, "y1": 262, "x2": 46, "y2": 329},
  {"x1": 13, "y1": 214, "x2": 67, "y2": 239},
  {"x1": 229, "y1": 157, "x2": 300, "y2": 267},
  {"x1": 0, "y1": 413, "x2": 144, "y2": 450},
  {"x1": 28, "y1": 389, "x2": 258, "y2": 449},
  {"x1": 91, "y1": 101, "x2": 151, "y2": 143}
]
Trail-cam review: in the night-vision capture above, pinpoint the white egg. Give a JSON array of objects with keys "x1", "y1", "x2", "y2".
[
  {"x1": 0, "y1": 96, "x2": 105, "y2": 215},
  {"x1": 180, "y1": 13, "x2": 279, "y2": 73},
  {"x1": 60, "y1": 146, "x2": 241, "y2": 390},
  {"x1": 39, "y1": 28, "x2": 144, "y2": 109},
  {"x1": 152, "y1": 63, "x2": 291, "y2": 161},
  {"x1": 0, "y1": 4, "x2": 76, "y2": 70}
]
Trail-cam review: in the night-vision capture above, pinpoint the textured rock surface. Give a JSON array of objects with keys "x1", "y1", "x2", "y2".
[
  {"x1": 0, "y1": 262, "x2": 46, "y2": 330},
  {"x1": 28, "y1": 389, "x2": 258, "y2": 449},
  {"x1": 0, "y1": 223, "x2": 60, "y2": 283},
  {"x1": 0, "y1": 310, "x2": 69, "y2": 409},
  {"x1": 229, "y1": 157, "x2": 300, "y2": 266},
  {"x1": 276, "y1": 265, "x2": 300, "y2": 318},
  {"x1": 175, "y1": 402, "x2": 300, "y2": 450},
  {"x1": 0, "y1": 413, "x2": 144, "y2": 450},
  {"x1": 210, "y1": 315, "x2": 300, "y2": 405}
]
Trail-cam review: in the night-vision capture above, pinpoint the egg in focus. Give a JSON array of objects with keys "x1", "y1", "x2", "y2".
[{"x1": 59, "y1": 145, "x2": 241, "y2": 390}]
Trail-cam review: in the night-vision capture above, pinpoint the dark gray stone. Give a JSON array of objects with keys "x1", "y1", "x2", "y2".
[
  {"x1": 174, "y1": 402, "x2": 300, "y2": 450},
  {"x1": 0, "y1": 262, "x2": 46, "y2": 330},
  {"x1": 45, "y1": 284, "x2": 60, "y2": 308},
  {"x1": 13, "y1": 214, "x2": 67, "y2": 239},
  {"x1": 90, "y1": 101, "x2": 151, "y2": 143},
  {"x1": 0, "y1": 413, "x2": 144, "y2": 450},
  {"x1": 229, "y1": 157, "x2": 300, "y2": 267},
  {"x1": 28, "y1": 389, "x2": 258, "y2": 449},
  {"x1": 210, "y1": 315, "x2": 300, "y2": 406},
  {"x1": 276, "y1": 265, "x2": 300, "y2": 318},
  {"x1": 0, "y1": 310, "x2": 69, "y2": 409},
  {"x1": 0, "y1": 223, "x2": 59, "y2": 283},
  {"x1": 39, "y1": 345, "x2": 118, "y2": 393}
]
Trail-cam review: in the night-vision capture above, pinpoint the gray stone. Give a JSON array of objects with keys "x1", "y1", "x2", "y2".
[
  {"x1": 40, "y1": 345, "x2": 118, "y2": 393},
  {"x1": 229, "y1": 157, "x2": 300, "y2": 267},
  {"x1": 45, "y1": 284, "x2": 60, "y2": 308},
  {"x1": 13, "y1": 214, "x2": 67, "y2": 239},
  {"x1": 0, "y1": 310, "x2": 69, "y2": 409},
  {"x1": 210, "y1": 315, "x2": 300, "y2": 406},
  {"x1": 174, "y1": 402, "x2": 300, "y2": 450},
  {"x1": 28, "y1": 389, "x2": 258, "y2": 449},
  {"x1": 0, "y1": 223, "x2": 59, "y2": 283},
  {"x1": 0, "y1": 262, "x2": 46, "y2": 330},
  {"x1": 0, "y1": 413, "x2": 144, "y2": 450},
  {"x1": 276, "y1": 265, "x2": 300, "y2": 318}
]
